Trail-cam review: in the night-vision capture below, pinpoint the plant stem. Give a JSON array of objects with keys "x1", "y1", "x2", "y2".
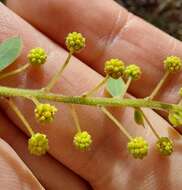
[
  {"x1": 7, "y1": 98, "x2": 34, "y2": 136},
  {"x1": 82, "y1": 75, "x2": 109, "y2": 97},
  {"x1": 0, "y1": 63, "x2": 30, "y2": 80},
  {"x1": 70, "y1": 104, "x2": 81, "y2": 132},
  {"x1": 140, "y1": 108, "x2": 160, "y2": 139},
  {"x1": 101, "y1": 107, "x2": 132, "y2": 140},
  {"x1": 0, "y1": 86, "x2": 181, "y2": 111},
  {"x1": 121, "y1": 77, "x2": 132, "y2": 98},
  {"x1": 43, "y1": 52, "x2": 72, "y2": 92},
  {"x1": 28, "y1": 96, "x2": 40, "y2": 106},
  {"x1": 147, "y1": 71, "x2": 169, "y2": 100}
]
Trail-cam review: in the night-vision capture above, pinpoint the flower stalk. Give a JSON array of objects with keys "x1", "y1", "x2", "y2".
[
  {"x1": 0, "y1": 63, "x2": 30, "y2": 80},
  {"x1": 70, "y1": 104, "x2": 81, "y2": 132},
  {"x1": 139, "y1": 108, "x2": 160, "y2": 139},
  {"x1": 120, "y1": 77, "x2": 132, "y2": 98},
  {"x1": 7, "y1": 98, "x2": 34, "y2": 136},
  {"x1": 101, "y1": 106, "x2": 132, "y2": 140},
  {"x1": 43, "y1": 52, "x2": 72, "y2": 92},
  {"x1": 147, "y1": 71, "x2": 169, "y2": 100},
  {"x1": 82, "y1": 75, "x2": 109, "y2": 97}
]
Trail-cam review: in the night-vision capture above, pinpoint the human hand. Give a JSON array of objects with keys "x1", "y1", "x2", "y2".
[{"x1": 0, "y1": 0, "x2": 181, "y2": 189}]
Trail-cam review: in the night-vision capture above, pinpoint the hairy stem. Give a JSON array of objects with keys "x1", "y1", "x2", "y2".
[
  {"x1": 0, "y1": 63, "x2": 30, "y2": 80},
  {"x1": 101, "y1": 107, "x2": 132, "y2": 140},
  {"x1": 7, "y1": 98, "x2": 34, "y2": 136},
  {"x1": 0, "y1": 86, "x2": 181, "y2": 111},
  {"x1": 43, "y1": 52, "x2": 72, "y2": 92}
]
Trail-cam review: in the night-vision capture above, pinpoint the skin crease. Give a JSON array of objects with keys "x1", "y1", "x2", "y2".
[{"x1": 0, "y1": 1, "x2": 180, "y2": 190}]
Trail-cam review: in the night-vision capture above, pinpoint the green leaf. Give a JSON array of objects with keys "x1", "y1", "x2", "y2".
[
  {"x1": 106, "y1": 77, "x2": 126, "y2": 97},
  {"x1": 0, "y1": 37, "x2": 22, "y2": 71},
  {"x1": 134, "y1": 108, "x2": 144, "y2": 126}
]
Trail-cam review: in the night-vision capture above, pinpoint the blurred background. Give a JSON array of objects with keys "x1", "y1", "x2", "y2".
[{"x1": 1, "y1": 0, "x2": 181, "y2": 41}]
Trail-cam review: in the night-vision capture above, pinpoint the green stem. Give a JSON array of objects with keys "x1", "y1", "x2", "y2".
[
  {"x1": 70, "y1": 104, "x2": 81, "y2": 132},
  {"x1": 43, "y1": 52, "x2": 72, "y2": 92},
  {"x1": 27, "y1": 96, "x2": 40, "y2": 106},
  {"x1": 0, "y1": 86, "x2": 181, "y2": 111},
  {"x1": 121, "y1": 77, "x2": 132, "y2": 98},
  {"x1": 147, "y1": 71, "x2": 169, "y2": 100},
  {"x1": 101, "y1": 107, "x2": 132, "y2": 140},
  {"x1": 82, "y1": 75, "x2": 109, "y2": 97},
  {"x1": 139, "y1": 108, "x2": 160, "y2": 139},
  {"x1": 7, "y1": 98, "x2": 34, "y2": 136},
  {"x1": 0, "y1": 63, "x2": 30, "y2": 80}
]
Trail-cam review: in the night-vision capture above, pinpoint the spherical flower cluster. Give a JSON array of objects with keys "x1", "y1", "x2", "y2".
[
  {"x1": 27, "y1": 47, "x2": 47, "y2": 65},
  {"x1": 164, "y1": 56, "x2": 182, "y2": 72},
  {"x1": 156, "y1": 137, "x2": 173, "y2": 156},
  {"x1": 168, "y1": 109, "x2": 182, "y2": 127},
  {"x1": 104, "y1": 58, "x2": 125, "y2": 79},
  {"x1": 178, "y1": 87, "x2": 182, "y2": 97},
  {"x1": 28, "y1": 133, "x2": 49, "y2": 156},
  {"x1": 73, "y1": 131, "x2": 92, "y2": 150},
  {"x1": 65, "y1": 32, "x2": 86, "y2": 53},
  {"x1": 124, "y1": 64, "x2": 141, "y2": 80},
  {"x1": 127, "y1": 137, "x2": 149, "y2": 159},
  {"x1": 34, "y1": 103, "x2": 58, "y2": 123}
]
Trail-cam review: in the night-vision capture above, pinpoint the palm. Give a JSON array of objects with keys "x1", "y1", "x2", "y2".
[{"x1": 0, "y1": 0, "x2": 181, "y2": 189}]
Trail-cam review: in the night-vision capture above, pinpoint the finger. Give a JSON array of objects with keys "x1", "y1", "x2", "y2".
[
  {"x1": 0, "y1": 138, "x2": 43, "y2": 189},
  {"x1": 0, "y1": 110, "x2": 90, "y2": 190},
  {"x1": 0, "y1": 3, "x2": 182, "y2": 190},
  {"x1": 7, "y1": 0, "x2": 182, "y2": 103}
]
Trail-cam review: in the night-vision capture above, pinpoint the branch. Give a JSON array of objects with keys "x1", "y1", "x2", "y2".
[{"x1": 0, "y1": 86, "x2": 181, "y2": 111}]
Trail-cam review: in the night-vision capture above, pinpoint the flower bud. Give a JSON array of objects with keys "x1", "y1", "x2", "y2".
[
  {"x1": 73, "y1": 131, "x2": 92, "y2": 150},
  {"x1": 28, "y1": 133, "x2": 49, "y2": 156},
  {"x1": 124, "y1": 64, "x2": 142, "y2": 80},
  {"x1": 168, "y1": 109, "x2": 182, "y2": 127},
  {"x1": 127, "y1": 137, "x2": 149, "y2": 159},
  {"x1": 156, "y1": 137, "x2": 173, "y2": 156},
  {"x1": 65, "y1": 32, "x2": 86, "y2": 53},
  {"x1": 27, "y1": 47, "x2": 47, "y2": 65},
  {"x1": 104, "y1": 58, "x2": 125, "y2": 79},
  {"x1": 35, "y1": 103, "x2": 58, "y2": 123},
  {"x1": 164, "y1": 56, "x2": 182, "y2": 72}
]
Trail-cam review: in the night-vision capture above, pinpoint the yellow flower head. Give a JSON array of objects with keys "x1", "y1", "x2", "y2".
[
  {"x1": 104, "y1": 58, "x2": 125, "y2": 79},
  {"x1": 65, "y1": 32, "x2": 86, "y2": 53},
  {"x1": 124, "y1": 64, "x2": 142, "y2": 80},
  {"x1": 28, "y1": 133, "x2": 49, "y2": 156},
  {"x1": 27, "y1": 47, "x2": 47, "y2": 65},
  {"x1": 73, "y1": 131, "x2": 92, "y2": 151},
  {"x1": 35, "y1": 103, "x2": 58, "y2": 123},
  {"x1": 127, "y1": 137, "x2": 149, "y2": 159},
  {"x1": 164, "y1": 56, "x2": 182, "y2": 72},
  {"x1": 156, "y1": 137, "x2": 173, "y2": 156}
]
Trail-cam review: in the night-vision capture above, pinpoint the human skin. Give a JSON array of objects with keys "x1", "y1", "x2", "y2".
[{"x1": 0, "y1": 0, "x2": 181, "y2": 189}]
